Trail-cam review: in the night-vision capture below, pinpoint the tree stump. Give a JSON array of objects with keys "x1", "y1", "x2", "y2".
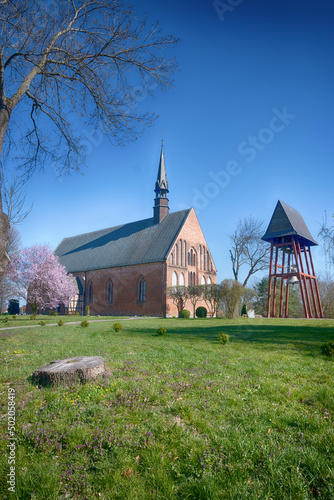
[{"x1": 31, "y1": 356, "x2": 106, "y2": 386}]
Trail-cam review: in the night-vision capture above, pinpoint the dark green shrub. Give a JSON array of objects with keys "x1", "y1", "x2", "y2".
[
  {"x1": 58, "y1": 320, "x2": 64, "y2": 327},
  {"x1": 320, "y1": 342, "x2": 334, "y2": 357},
  {"x1": 241, "y1": 304, "x2": 247, "y2": 316},
  {"x1": 4, "y1": 316, "x2": 9, "y2": 323},
  {"x1": 218, "y1": 332, "x2": 229, "y2": 344},
  {"x1": 156, "y1": 327, "x2": 167, "y2": 336},
  {"x1": 85, "y1": 306, "x2": 90, "y2": 316},
  {"x1": 112, "y1": 322, "x2": 122, "y2": 332},
  {"x1": 180, "y1": 309, "x2": 190, "y2": 318},
  {"x1": 196, "y1": 306, "x2": 207, "y2": 318},
  {"x1": 81, "y1": 320, "x2": 89, "y2": 328},
  {"x1": 38, "y1": 320, "x2": 46, "y2": 327}
]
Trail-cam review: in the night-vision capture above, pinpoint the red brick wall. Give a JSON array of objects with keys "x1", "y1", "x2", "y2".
[
  {"x1": 72, "y1": 261, "x2": 166, "y2": 317},
  {"x1": 165, "y1": 208, "x2": 217, "y2": 317}
]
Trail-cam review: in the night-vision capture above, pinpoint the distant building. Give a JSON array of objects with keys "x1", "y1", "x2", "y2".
[{"x1": 55, "y1": 145, "x2": 216, "y2": 317}]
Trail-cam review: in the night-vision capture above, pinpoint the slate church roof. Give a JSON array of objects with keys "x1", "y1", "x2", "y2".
[
  {"x1": 261, "y1": 200, "x2": 317, "y2": 246},
  {"x1": 55, "y1": 209, "x2": 190, "y2": 273}
]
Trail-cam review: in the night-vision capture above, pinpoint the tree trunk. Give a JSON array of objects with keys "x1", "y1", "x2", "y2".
[{"x1": 0, "y1": 108, "x2": 11, "y2": 280}]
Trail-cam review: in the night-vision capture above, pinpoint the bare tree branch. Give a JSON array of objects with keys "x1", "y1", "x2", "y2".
[
  {"x1": 229, "y1": 217, "x2": 270, "y2": 287},
  {"x1": 3, "y1": 175, "x2": 33, "y2": 224},
  {"x1": 0, "y1": 0, "x2": 179, "y2": 278}
]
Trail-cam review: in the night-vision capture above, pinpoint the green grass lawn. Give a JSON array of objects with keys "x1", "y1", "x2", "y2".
[
  {"x1": 0, "y1": 314, "x2": 128, "y2": 328},
  {"x1": 0, "y1": 318, "x2": 333, "y2": 499}
]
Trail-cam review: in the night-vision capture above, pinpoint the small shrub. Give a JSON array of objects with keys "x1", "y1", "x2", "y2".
[
  {"x1": 112, "y1": 322, "x2": 122, "y2": 332},
  {"x1": 53, "y1": 311, "x2": 58, "y2": 317},
  {"x1": 30, "y1": 315, "x2": 36, "y2": 320},
  {"x1": 218, "y1": 332, "x2": 229, "y2": 345},
  {"x1": 38, "y1": 320, "x2": 46, "y2": 327},
  {"x1": 4, "y1": 316, "x2": 9, "y2": 323},
  {"x1": 58, "y1": 319, "x2": 64, "y2": 327},
  {"x1": 320, "y1": 342, "x2": 334, "y2": 357},
  {"x1": 156, "y1": 327, "x2": 167, "y2": 336},
  {"x1": 85, "y1": 306, "x2": 90, "y2": 316},
  {"x1": 180, "y1": 309, "x2": 190, "y2": 318},
  {"x1": 12, "y1": 315, "x2": 17, "y2": 320},
  {"x1": 75, "y1": 312, "x2": 80, "y2": 316},
  {"x1": 196, "y1": 306, "x2": 207, "y2": 318},
  {"x1": 241, "y1": 304, "x2": 247, "y2": 316},
  {"x1": 81, "y1": 320, "x2": 89, "y2": 328}
]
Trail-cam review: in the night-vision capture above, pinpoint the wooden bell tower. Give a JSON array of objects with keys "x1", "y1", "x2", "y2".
[{"x1": 262, "y1": 201, "x2": 323, "y2": 319}]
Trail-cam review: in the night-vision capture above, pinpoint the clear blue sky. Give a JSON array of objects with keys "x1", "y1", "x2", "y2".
[{"x1": 14, "y1": 0, "x2": 334, "y2": 285}]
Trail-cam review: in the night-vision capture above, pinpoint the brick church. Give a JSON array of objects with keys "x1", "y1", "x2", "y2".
[{"x1": 55, "y1": 145, "x2": 216, "y2": 317}]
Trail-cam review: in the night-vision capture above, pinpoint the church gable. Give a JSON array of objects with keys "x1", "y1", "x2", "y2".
[{"x1": 166, "y1": 208, "x2": 216, "y2": 287}]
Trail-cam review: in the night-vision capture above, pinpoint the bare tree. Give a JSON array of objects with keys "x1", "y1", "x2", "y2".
[
  {"x1": 202, "y1": 283, "x2": 220, "y2": 318},
  {"x1": 229, "y1": 217, "x2": 270, "y2": 287},
  {"x1": 0, "y1": 225, "x2": 21, "y2": 312},
  {"x1": 318, "y1": 212, "x2": 334, "y2": 268},
  {"x1": 187, "y1": 285, "x2": 202, "y2": 318},
  {"x1": 0, "y1": 0, "x2": 179, "y2": 277},
  {"x1": 318, "y1": 272, "x2": 334, "y2": 318},
  {"x1": 3, "y1": 176, "x2": 33, "y2": 224},
  {"x1": 166, "y1": 286, "x2": 188, "y2": 317}
]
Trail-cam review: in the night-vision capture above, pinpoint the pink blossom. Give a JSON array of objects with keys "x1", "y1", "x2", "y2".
[{"x1": 7, "y1": 244, "x2": 77, "y2": 313}]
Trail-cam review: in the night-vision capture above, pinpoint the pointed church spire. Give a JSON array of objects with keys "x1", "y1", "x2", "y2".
[
  {"x1": 155, "y1": 141, "x2": 169, "y2": 192},
  {"x1": 153, "y1": 141, "x2": 170, "y2": 224}
]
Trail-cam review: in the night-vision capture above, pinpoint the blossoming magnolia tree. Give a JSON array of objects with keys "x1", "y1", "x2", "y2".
[{"x1": 8, "y1": 244, "x2": 77, "y2": 316}]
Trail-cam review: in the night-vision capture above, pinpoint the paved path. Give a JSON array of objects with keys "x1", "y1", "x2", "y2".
[{"x1": 0, "y1": 316, "x2": 157, "y2": 332}]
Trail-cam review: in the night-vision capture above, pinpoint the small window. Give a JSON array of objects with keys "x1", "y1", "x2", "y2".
[
  {"x1": 172, "y1": 271, "x2": 178, "y2": 287},
  {"x1": 207, "y1": 277, "x2": 212, "y2": 285},
  {"x1": 88, "y1": 282, "x2": 93, "y2": 303},
  {"x1": 139, "y1": 278, "x2": 146, "y2": 302},
  {"x1": 201, "y1": 276, "x2": 206, "y2": 285},
  {"x1": 107, "y1": 281, "x2": 113, "y2": 303},
  {"x1": 179, "y1": 273, "x2": 185, "y2": 286}
]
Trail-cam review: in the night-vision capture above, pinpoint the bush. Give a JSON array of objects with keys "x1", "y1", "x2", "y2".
[
  {"x1": 30, "y1": 315, "x2": 36, "y2": 320},
  {"x1": 320, "y1": 342, "x2": 334, "y2": 357},
  {"x1": 218, "y1": 332, "x2": 229, "y2": 344},
  {"x1": 156, "y1": 327, "x2": 167, "y2": 336},
  {"x1": 241, "y1": 304, "x2": 247, "y2": 316},
  {"x1": 112, "y1": 322, "x2": 122, "y2": 332},
  {"x1": 58, "y1": 320, "x2": 64, "y2": 327},
  {"x1": 38, "y1": 320, "x2": 46, "y2": 327},
  {"x1": 81, "y1": 320, "x2": 89, "y2": 328},
  {"x1": 180, "y1": 309, "x2": 190, "y2": 318},
  {"x1": 196, "y1": 306, "x2": 207, "y2": 318},
  {"x1": 53, "y1": 311, "x2": 58, "y2": 317},
  {"x1": 4, "y1": 316, "x2": 9, "y2": 323},
  {"x1": 12, "y1": 315, "x2": 17, "y2": 320},
  {"x1": 85, "y1": 306, "x2": 90, "y2": 316},
  {"x1": 75, "y1": 312, "x2": 80, "y2": 316}
]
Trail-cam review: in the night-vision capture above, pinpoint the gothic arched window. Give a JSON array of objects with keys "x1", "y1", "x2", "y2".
[
  {"x1": 138, "y1": 277, "x2": 146, "y2": 302},
  {"x1": 172, "y1": 271, "x2": 178, "y2": 287},
  {"x1": 107, "y1": 280, "x2": 113, "y2": 303},
  {"x1": 179, "y1": 273, "x2": 185, "y2": 286},
  {"x1": 88, "y1": 281, "x2": 93, "y2": 303}
]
